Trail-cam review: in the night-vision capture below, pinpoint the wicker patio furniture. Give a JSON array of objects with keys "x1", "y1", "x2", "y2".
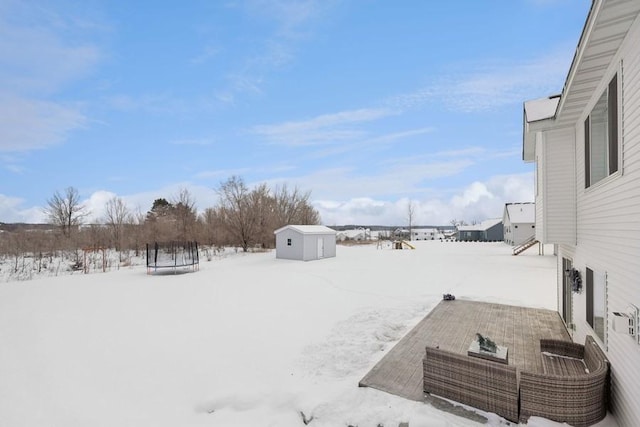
[
  {"x1": 423, "y1": 346, "x2": 519, "y2": 422},
  {"x1": 423, "y1": 335, "x2": 609, "y2": 426},
  {"x1": 519, "y1": 335, "x2": 609, "y2": 426}
]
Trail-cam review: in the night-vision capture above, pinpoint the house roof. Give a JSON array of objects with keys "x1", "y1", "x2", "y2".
[
  {"x1": 336, "y1": 229, "x2": 367, "y2": 239},
  {"x1": 522, "y1": 0, "x2": 640, "y2": 161},
  {"x1": 524, "y1": 96, "x2": 561, "y2": 123},
  {"x1": 504, "y1": 203, "x2": 535, "y2": 224},
  {"x1": 523, "y1": 96, "x2": 561, "y2": 161},
  {"x1": 458, "y1": 218, "x2": 502, "y2": 232},
  {"x1": 274, "y1": 225, "x2": 336, "y2": 235}
]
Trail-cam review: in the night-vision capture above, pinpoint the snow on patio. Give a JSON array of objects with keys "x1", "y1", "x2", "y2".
[{"x1": 0, "y1": 241, "x2": 617, "y2": 426}]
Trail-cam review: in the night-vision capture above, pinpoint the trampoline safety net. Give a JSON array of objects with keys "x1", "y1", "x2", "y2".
[{"x1": 146, "y1": 241, "x2": 199, "y2": 273}]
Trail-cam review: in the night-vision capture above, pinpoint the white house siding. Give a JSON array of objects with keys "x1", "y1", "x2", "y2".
[
  {"x1": 543, "y1": 127, "x2": 576, "y2": 244},
  {"x1": 411, "y1": 228, "x2": 439, "y2": 240},
  {"x1": 569, "y1": 17, "x2": 640, "y2": 427},
  {"x1": 274, "y1": 225, "x2": 336, "y2": 261},
  {"x1": 513, "y1": 224, "x2": 535, "y2": 246},
  {"x1": 504, "y1": 219, "x2": 535, "y2": 246},
  {"x1": 503, "y1": 204, "x2": 535, "y2": 246},
  {"x1": 301, "y1": 233, "x2": 336, "y2": 261},
  {"x1": 275, "y1": 228, "x2": 305, "y2": 260},
  {"x1": 524, "y1": 4, "x2": 640, "y2": 425},
  {"x1": 534, "y1": 133, "x2": 545, "y2": 242}
]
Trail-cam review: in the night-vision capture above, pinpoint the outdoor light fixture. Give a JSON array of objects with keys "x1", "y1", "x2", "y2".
[{"x1": 612, "y1": 304, "x2": 639, "y2": 344}]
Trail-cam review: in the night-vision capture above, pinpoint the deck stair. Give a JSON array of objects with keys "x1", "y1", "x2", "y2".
[{"x1": 513, "y1": 235, "x2": 539, "y2": 256}]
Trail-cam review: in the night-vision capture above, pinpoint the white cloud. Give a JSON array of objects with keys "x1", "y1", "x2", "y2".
[
  {"x1": 313, "y1": 173, "x2": 534, "y2": 226},
  {"x1": 253, "y1": 108, "x2": 397, "y2": 146},
  {"x1": 2, "y1": 172, "x2": 533, "y2": 226},
  {"x1": 196, "y1": 168, "x2": 253, "y2": 180},
  {"x1": 82, "y1": 190, "x2": 117, "y2": 223},
  {"x1": 212, "y1": 0, "x2": 332, "y2": 101},
  {"x1": 0, "y1": 16, "x2": 101, "y2": 94},
  {"x1": 66, "y1": 184, "x2": 222, "y2": 224},
  {"x1": 261, "y1": 157, "x2": 475, "y2": 204},
  {"x1": 368, "y1": 127, "x2": 435, "y2": 145},
  {"x1": 105, "y1": 93, "x2": 191, "y2": 115},
  {"x1": 434, "y1": 147, "x2": 485, "y2": 157},
  {"x1": 116, "y1": 184, "x2": 219, "y2": 218},
  {"x1": 388, "y1": 47, "x2": 573, "y2": 113},
  {"x1": 0, "y1": 96, "x2": 86, "y2": 152},
  {"x1": 451, "y1": 182, "x2": 494, "y2": 209},
  {"x1": 243, "y1": 0, "x2": 326, "y2": 38},
  {"x1": 0, "y1": 194, "x2": 46, "y2": 223},
  {"x1": 0, "y1": 2, "x2": 101, "y2": 154}
]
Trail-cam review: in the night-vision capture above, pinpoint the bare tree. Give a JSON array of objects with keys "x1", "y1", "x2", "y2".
[
  {"x1": 199, "y1": 207, "x2": 222, "y2": 246},
  {"x1": 145, "y1": 198, "x2": 175, "y2": 242},
  {"x1": 217, "y1": 176, "x2": 256, "y2": 252},
  {"x1": 104, "y1": 196, "x2": 132, "y2": 251},
  {"x1": 131, "y1": 207, "x2": 147, "y2": 256},
  {"x1": 172, "y1": 188, "x2": 198, "y2": 241},
  {"x1": 272, "y1": 184, "x2": 319, "y2": 227},
  {"x1": 44, "y1": 187, "x2": 90, "y2": 237},
  {"x1": 273, "y1": 184, "x2": 301, "y2": 225},
  {"x1": 249, "y1": 183, "x2": 275, "y2": 248},
  {"x1": 450, "y1": 219, "x2": 468, "y2": 227},
  {"x1": 298, "y1": 202, "x2": 320, "y2": 225},
  {"x1": 407, "y1": 200, "x2": 415, "y2": 241},
  {"x1": 215, "y1": 177, "x2": 321, "y2": 251}
]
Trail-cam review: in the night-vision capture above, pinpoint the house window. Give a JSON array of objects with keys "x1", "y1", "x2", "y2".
[
  {"x1": 585, "y1": 74, "x2": 618, "y2": 188},
  {"x1": 586, "y1": 267, "x2": 606, "y2": 343},
  {"x1": 287, "y1": 238, "x2": 292, "y2": 246}
]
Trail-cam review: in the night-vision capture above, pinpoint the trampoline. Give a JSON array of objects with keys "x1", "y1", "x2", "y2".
[{"x1": 146, "y1": 241, "x2": 199, "y2": 274}]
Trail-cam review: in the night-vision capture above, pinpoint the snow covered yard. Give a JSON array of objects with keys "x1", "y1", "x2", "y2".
[{"x1": 0, "y1": 241, "x2": 617, "y2": 426}]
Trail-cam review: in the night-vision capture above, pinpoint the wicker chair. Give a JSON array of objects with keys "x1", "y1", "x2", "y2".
[
  {"x1": 519, "y1": 336, "x2": 609, "y2": 426},
  {"x1": 423, "y1": 346, "x2": 519, "y2": 422}
]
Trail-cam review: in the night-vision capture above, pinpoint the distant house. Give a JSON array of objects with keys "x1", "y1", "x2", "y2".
[
  {"x1": 522, "y1": 1, "x2": 640, "y2": 425},
  {"x1": 336, "y1": 227, "x2": 370, "y2": 242},
  {"x1": 393, "y1": 228, "x2": 410, "y2": 240},
  {"x1": 502, "y1": 203, "x2": 536, "y2": 246},
  {"x1": 457, "y1": 219, "x2": 503, "y2": 242},
  {"x1": 274, "y1": 225, "x2": 336, "y2": 261},
  {"x1": 410, "y1": 228, "x2": 440, "y2": 241}
]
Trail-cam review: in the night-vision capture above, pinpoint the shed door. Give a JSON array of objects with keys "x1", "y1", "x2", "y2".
[{"x1": 317, "y1": 237, "x2": 324, "y2": 258}]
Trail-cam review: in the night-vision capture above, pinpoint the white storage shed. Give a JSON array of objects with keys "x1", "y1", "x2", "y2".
[{"x1": 274, "y1": 225, "x2": 336, "y2": 261}]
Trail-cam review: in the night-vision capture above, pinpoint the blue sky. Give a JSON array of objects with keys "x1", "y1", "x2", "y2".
[{"x1": 0, "y1": 0, "x2": 591, "y2": 226}]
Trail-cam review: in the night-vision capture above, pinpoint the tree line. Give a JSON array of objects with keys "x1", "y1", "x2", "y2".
[{"x1": 0, "y1": 176, "x2": 320, "y2": 261}]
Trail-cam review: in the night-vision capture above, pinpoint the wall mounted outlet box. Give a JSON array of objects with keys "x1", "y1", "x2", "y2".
[{"x1": 612, "y1": 312, "x2": 635, "y2": 335}]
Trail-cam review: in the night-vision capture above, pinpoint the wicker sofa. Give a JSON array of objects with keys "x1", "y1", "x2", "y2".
[
  {"x1": 423, "y1": 346, "x2": 519, "y2": 422},
  {"x1": 423, "y1": 335, "x2": 609, "y2": 426},
  {"x1": 519, "y1": 336, "x2": 609, "y2": 426}
]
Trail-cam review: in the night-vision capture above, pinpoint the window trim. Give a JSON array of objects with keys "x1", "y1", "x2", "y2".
[
  {"x1": 585, "y1": 72, "x2": 621, "y2": 189},
  {"x1": 585, "y1": 266, "x2": 607, "y2": 345}
]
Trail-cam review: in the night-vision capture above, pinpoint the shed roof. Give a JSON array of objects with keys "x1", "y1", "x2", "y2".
[
  {"x1": 274, "y1": 225, "x2": 336, "y2": 235},
  {"x1": 504, "y1": 203, "x2": 535, "y2": 224}
]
